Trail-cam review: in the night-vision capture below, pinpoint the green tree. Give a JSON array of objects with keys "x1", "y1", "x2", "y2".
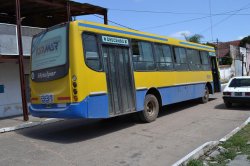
[
  {"x1": 220, "y1": 53, "x2": 232, "y2": 66},
  {"x1": 240, "y1": 35, "x2": 250, "y2": 47},
  {"x1": 182, "y1": 33, "x2": 204, "y2": 43}
]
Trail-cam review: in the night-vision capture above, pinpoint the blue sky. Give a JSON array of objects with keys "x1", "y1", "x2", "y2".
[{"x1": 75, "y1": 0, "x2": 250, "y2": 43}]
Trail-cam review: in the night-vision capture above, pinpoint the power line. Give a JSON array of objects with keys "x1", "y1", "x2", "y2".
[
  {"x1": 93, "y1": 15, "x2": 137, "y2": 30},
  {"x1": 109, "y1": 8, "x2": 208, "y2": 15},
  {"x1": 88, "y1": 5, "x2": 250, "y2": 33},
  {"x1": 109, "y1": 7, "x2": 250, "y2": 16},
  {"x1": 199, "y1": 2, "x2": 250, "y2": 35},
  {"x1": 139, "y1": 5, "x2": 250, "y2": 30},
  {"x1": 139, "y1": 15, "x2": 211, "y2": 30}
]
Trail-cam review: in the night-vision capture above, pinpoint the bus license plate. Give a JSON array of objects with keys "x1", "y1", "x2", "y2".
[
  {"x1": 40, "y1": 94, "x2": 54, "y2": 104},
  {"x1": 234, "y1": 92, "x2": 242, "y2": 96}
]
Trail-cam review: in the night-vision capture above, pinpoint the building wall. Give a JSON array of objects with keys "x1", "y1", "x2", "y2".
[
  {"x1": 219, "y1": 65, "x2": 233, "y2": 83},
  {"x1": 0, "y1": 62, "x2": 30, "y2": 118}
]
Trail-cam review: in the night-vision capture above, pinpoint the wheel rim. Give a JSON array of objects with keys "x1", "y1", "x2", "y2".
[
  {"x1": 146, "y1": 101, "x2": 156, "y2": 116},
  {"x1": 204, "y1": 88, "x2": 209, "y2": 100}
]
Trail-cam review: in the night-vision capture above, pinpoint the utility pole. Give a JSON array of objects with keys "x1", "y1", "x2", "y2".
[
  {"x1": 216, "y1": 38, "x2": 219, "y2": 59},
  {"x1": 16, "y1": 0, "x2": 29, "y2": 121},
  {"x1": 242, "y1": 52, "x2": 244, "y2": 76}
]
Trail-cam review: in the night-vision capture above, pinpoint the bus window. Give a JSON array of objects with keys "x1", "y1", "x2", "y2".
[
  {"x1": 200, "y1": 51, "x2": 210, "y2": 70},
  {"x1": 174, "y1": 47, "x2": 189, "y2": 70},
  {"x1": 132, "y1": 40, "x2": 155, "y2": 71},
  {"x1": 187, "y1": 49, "x2": 201, "y2": 71},
  {"x1": 83, "y1": 34, "x2": 101, "y2": 71},
  {"x1": 154, "y1": 44, "x2": 173, "y2": 70}
]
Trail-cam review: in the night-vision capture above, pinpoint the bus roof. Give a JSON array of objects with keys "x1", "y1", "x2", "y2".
[{"x1": 76, "y1": 20, "x2": 215, "y2": 52}]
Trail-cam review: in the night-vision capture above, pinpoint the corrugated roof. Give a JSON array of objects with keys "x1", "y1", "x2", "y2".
[{"x1": 0, "y1": 0, "x2": 107, "y2": 27}]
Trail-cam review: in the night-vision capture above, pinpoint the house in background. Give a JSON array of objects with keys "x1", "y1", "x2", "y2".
[
  {"x1": 216, "y1": 40, "x2": 250, "y2": 82},
  {"x1": 0, "y1": 24, "x2": 43, "y2": 118},
  {"x1": 216, "y1": 40, "x2": 240, "y2": 64}
]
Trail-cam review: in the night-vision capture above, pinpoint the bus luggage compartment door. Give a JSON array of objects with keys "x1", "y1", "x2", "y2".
[{"x1": 102, "y1": 46, "x2": 136, "y2": 116}]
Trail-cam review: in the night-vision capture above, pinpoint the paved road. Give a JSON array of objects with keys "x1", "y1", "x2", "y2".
[{"x1": 0, "y1": 93, "x2": 249, "y2": 166}]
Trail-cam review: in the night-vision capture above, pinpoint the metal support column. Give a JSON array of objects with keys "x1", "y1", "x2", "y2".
[
  {"x1": 16, "y1": 0, "x2": 29, "y2": 121},
  {"x1": 67, "y1": 1, "x2": 71, "y2": 22},
  {"x1": 104, "y1": 11, "x2": 108, "y2": 25}
]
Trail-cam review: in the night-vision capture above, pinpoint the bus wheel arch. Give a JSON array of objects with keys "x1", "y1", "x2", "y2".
[
  {"x1": 138, "y1": 88, "x2": 162, "y2": 123},
  {"x1": 206, "y1": 82, "x2": 213, "y2": 94},
  {"x1": 146, "y1": 88, "x2": 162, "y2": 108}
]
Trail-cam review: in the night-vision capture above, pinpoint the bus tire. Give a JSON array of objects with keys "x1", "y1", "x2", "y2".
[
  {"x1": 200, "y1": 86, "x2": 209, "y2": 103},
  {"x1": 138, "y1": 94, "x2": 159, "y2": 123}
]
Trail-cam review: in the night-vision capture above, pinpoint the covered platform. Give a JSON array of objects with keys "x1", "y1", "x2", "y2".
[{"x1": 0, "y1": 0, "x2": 108, "y2": 120}]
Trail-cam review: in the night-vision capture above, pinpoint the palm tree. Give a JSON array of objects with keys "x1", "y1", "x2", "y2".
[{"x1": 181, "y1": 33, "x2": 204, "y2": 43}]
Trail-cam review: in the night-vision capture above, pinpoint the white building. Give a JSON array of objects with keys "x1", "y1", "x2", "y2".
[{"x1": 0, "y1": 23, "x2": 43, "y2": 118}]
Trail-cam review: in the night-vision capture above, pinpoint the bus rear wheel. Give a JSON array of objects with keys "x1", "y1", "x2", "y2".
[
  {"x1": 200, "y1": 86, "x2": 209, "y2": 103},
  {"x1": 138, "y1": 94, "x2": 159, "y2": 123}
]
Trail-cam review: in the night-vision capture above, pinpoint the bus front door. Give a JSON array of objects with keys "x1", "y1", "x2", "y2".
[
  {"x1": 210, "y1": 57, "x2": 221, "y2": 92},
  {"x1": 102, "y1": 46, "x2": 136, "y2": 116}
]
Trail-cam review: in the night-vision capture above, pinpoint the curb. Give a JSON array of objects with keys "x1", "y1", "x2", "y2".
[
  {"x1": 220, "y1": 117, "x2": 250, "y2": 142},
  {"x1": 0, "y1": 118, "x2": 62, "y2": 134},
  {"x1": 172, "y1": 141, "x2": 219, "y2": 166},
  {"x1": 172, "y1": 116, "x2": 250, "y2": 166}
]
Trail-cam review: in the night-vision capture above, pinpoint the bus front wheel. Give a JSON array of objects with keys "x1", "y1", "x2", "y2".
[
  {"x1": 138, "y1": 94, "x2": 159, "y2": 123},
  {"x1": 200, "y1": 86, "x2": 209, "y2": 103}
]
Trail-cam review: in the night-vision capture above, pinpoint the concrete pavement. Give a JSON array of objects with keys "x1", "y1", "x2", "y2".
[
  {"x1": 0, "y1": 116, "x2": 61, "y2": 133},
  {"x1": 0, "y1": 93, "x2": 249, "y2": 166}
]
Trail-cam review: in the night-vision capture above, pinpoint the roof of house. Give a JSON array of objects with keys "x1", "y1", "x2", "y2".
[
  {"x1": 217, "y1": 40, "x2": 241, "y2": 58},
  {"x1": 0, "y1": 0, "x2": 107, "y2": 28}
]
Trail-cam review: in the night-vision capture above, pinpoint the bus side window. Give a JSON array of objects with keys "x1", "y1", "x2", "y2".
[
  {"x1": 82, "y1": 33, "x2": 101, "y2": 71},
  {"x1": 132, "y1": 40, "x2": 155, "y2": 71},
  {"x1": 173, "y1": 47, "x2": 189, "y2": 71},
  {"x1": 200, "y1": 51, "x2": 210, "y2": 70},
  {"x1": 154, "y1": 44, "x2": 174, "y2": 70},
  {"x1": 186, "y1": 49, "x2": 201, "y2": 71}
]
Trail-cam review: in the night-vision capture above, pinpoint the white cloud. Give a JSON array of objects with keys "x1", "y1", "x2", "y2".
[
  {"x1": 238, "y1": 36, "x2": 244, "y2": 40},
  {"x1": 169, "y1": 30, "x2": 192, "y2": 39}
]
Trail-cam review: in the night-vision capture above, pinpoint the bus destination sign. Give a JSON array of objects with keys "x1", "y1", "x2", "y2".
[{"x1": 102, "y1": 36, "x2": 129, "y2": 46}]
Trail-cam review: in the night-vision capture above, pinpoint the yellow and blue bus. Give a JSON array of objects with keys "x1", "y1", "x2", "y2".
[{"x1": 29, "y1": 20, "x2": 221, "y2": 122}]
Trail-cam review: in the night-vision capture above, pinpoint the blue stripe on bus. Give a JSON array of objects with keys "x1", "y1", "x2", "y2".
[
  {"x1": 30, "y1": 82, "x2": 213, "y2": 118},
  {"x1": 179, "y1": 41, "x2": 215, "y2": 51},
  {"x1": 135, "y1": 83, "x2": 207, "y2": 111},
  {"x1": 78, "y1": 23, "x2": 168, "y2": 42}
]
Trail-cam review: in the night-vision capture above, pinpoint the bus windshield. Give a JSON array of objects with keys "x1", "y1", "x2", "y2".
[{"x1": 31, "y1": 24, "x2": 68, "y2": 82}]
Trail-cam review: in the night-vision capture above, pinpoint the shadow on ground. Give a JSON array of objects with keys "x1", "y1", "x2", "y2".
[
  {"x1": 215, "y1": 103, "x2": 250, "y2": 111},
  {"x1": 17, "y1": 97, "x2": 218, "y2": 144}
]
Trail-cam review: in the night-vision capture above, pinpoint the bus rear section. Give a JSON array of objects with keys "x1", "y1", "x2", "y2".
[
  {"x1": 29, "y1": 22, "x2": 136, "y2": 119},
  {"x1": 29, "y1": 23, "x2": 80, "y2": 118}
]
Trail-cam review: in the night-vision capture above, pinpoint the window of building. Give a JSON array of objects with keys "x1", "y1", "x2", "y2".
[
  {"x1": 173, "y1": 47, "x2": 189, "y2": 70},
  {"x1": 186, "y1": 49, "x2": 201, "y2": 70},
  {"x1": 154, "y1": 44, "x2": 173, "y2": 70},
  {"x1": 82, "y1": 33, "x2": 101, "y2": 71},
  {"x1": 132, "y1": 40, "x2": 155, "y2": 71}
]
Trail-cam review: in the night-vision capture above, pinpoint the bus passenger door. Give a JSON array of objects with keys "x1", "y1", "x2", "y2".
[
  {"x1": 102, "y1": 46, "x2": 136, "y2": 116},
  {"x1": 210, "y1": 57, "x2": 221, "y2": 92}
]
